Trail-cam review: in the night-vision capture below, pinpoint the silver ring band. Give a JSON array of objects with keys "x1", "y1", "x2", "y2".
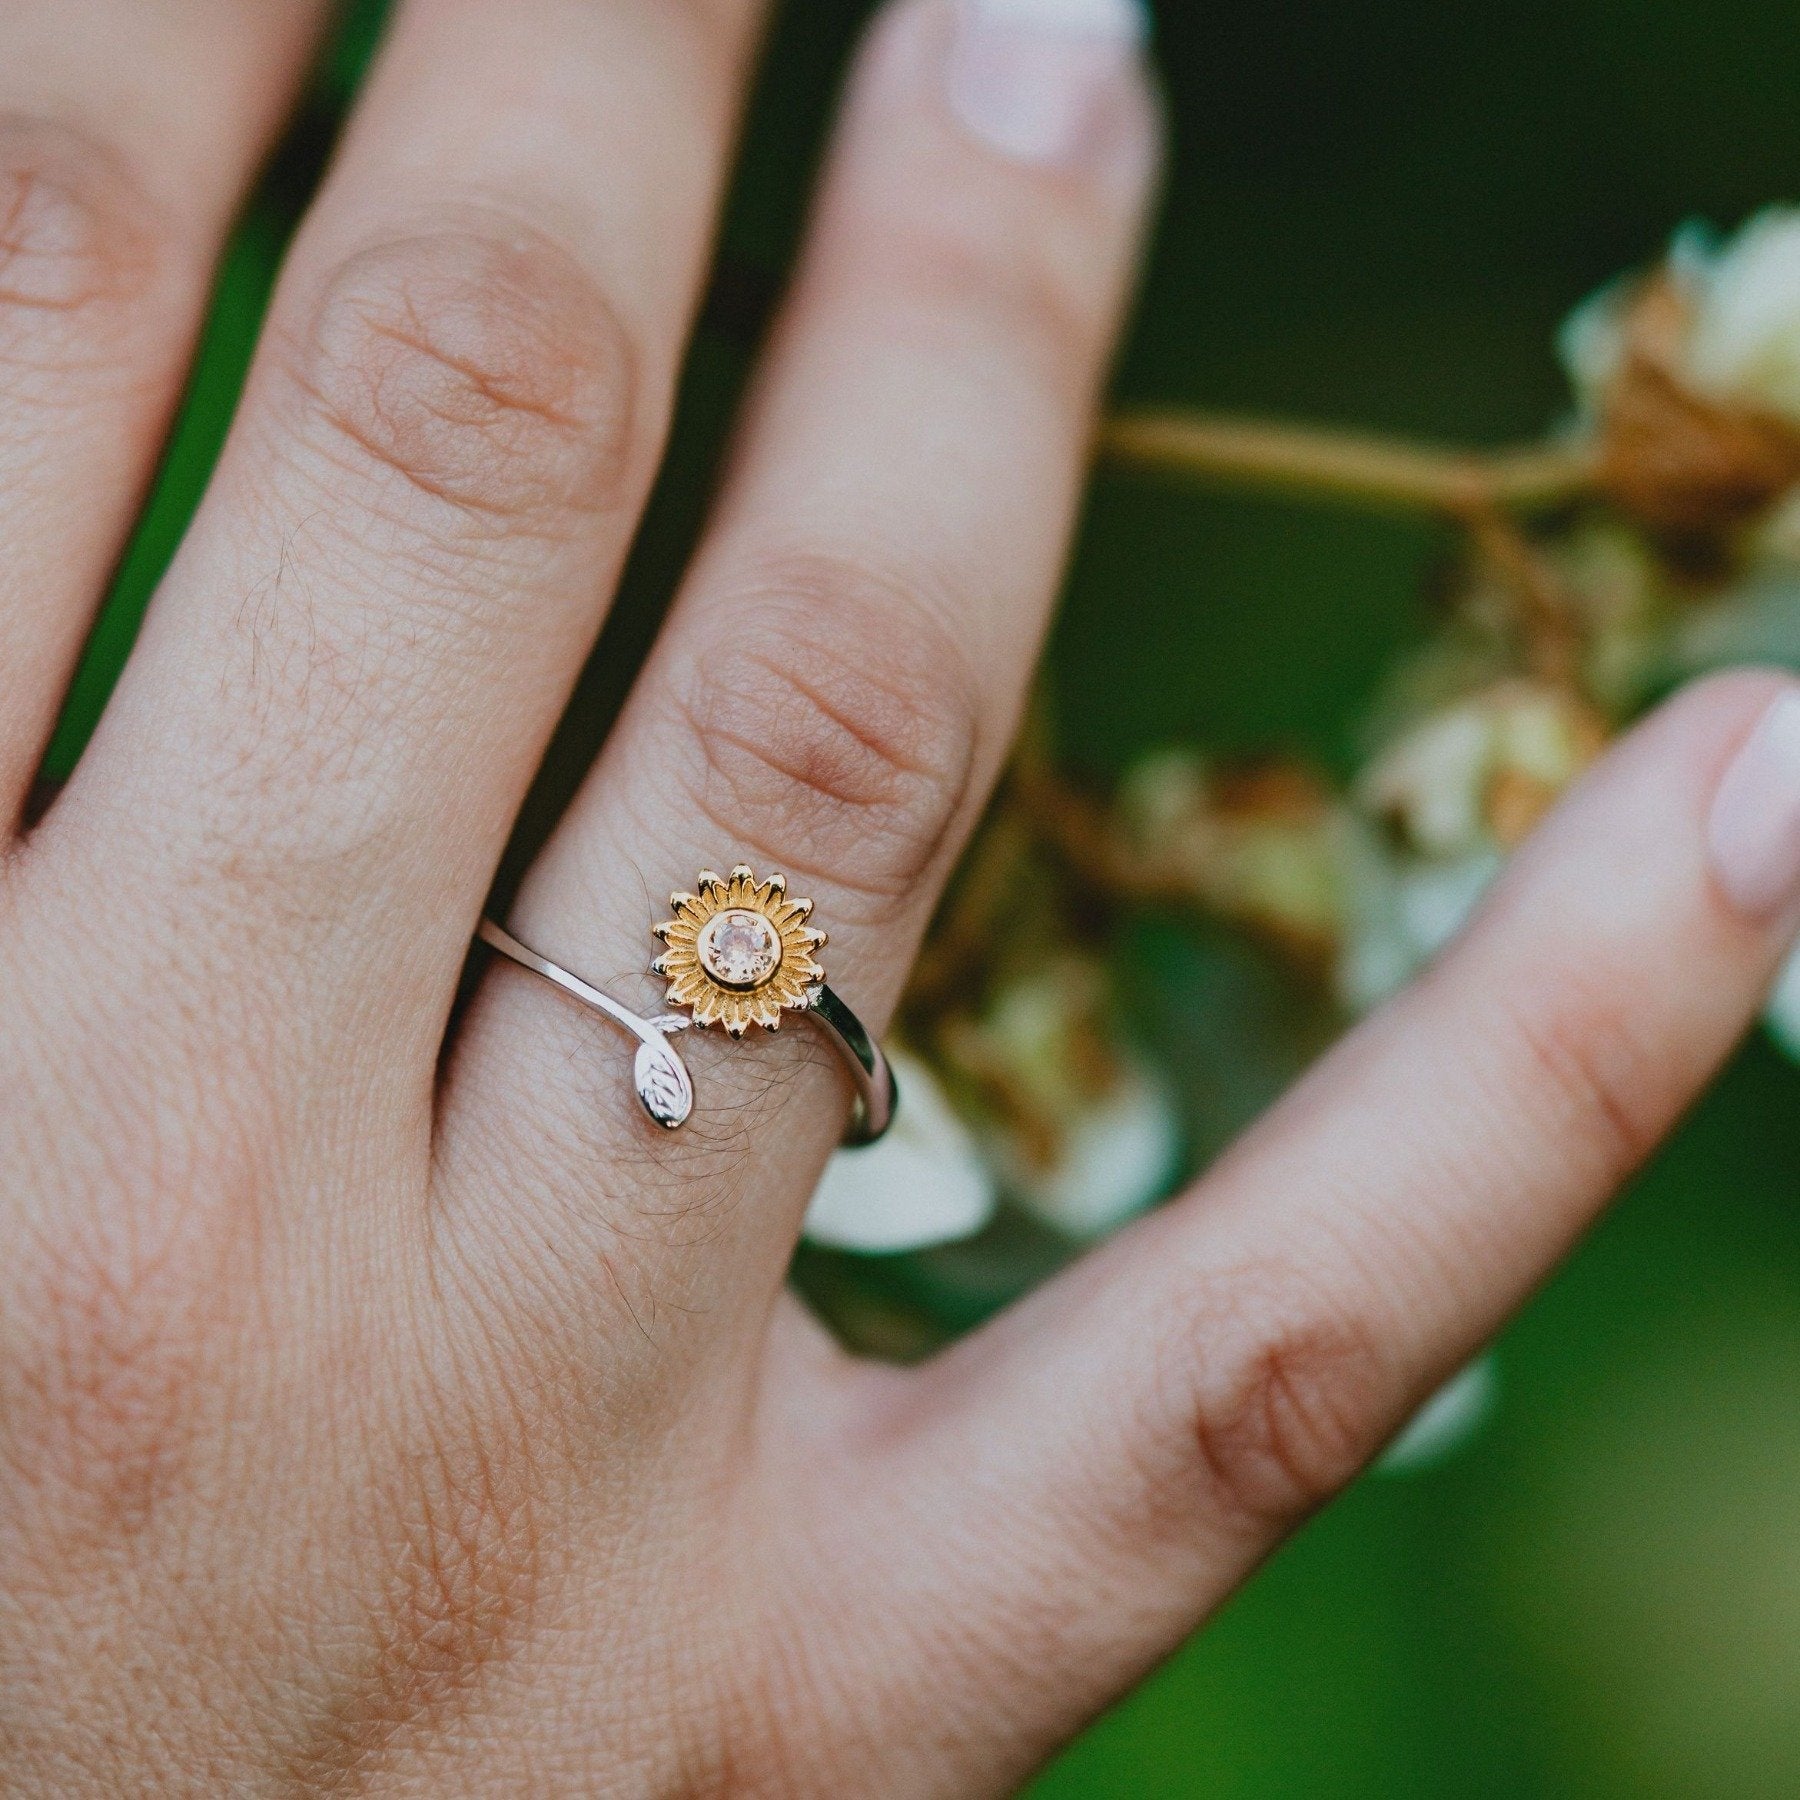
[
  {"x1": 804, "y1": 981, "x2": 895, "y2": 1146},
  {"x1": 477, "y1": 905, "x2": 895, "y2": 1147}
]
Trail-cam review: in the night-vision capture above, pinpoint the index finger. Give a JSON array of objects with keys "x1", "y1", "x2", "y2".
[{"x1": 822, "y1": 670, "x2": 1800, "y2": 1788}]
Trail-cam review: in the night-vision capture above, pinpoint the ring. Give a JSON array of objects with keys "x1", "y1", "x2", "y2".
[{"x1": 477, "y1": 864, "x2": 895, "y2": 1147}]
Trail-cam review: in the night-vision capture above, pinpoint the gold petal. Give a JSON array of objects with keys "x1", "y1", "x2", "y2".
[{"x1": 654, "y1": 866, "x2": 841, "y2": 1034}]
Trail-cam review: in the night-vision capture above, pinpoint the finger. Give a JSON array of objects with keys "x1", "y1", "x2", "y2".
[
  {"x1": 809, "y1": 671, "x2": 1800, "y2": 1789},
  {"x1": 0, "y1": 0, "x2": 325, "y2": 824},
  {"x1": 50, "y1": 0, "x2": 769, "y2": 1047},
  {"x1": 437, "y1": 0, "x2": 1159, "y2": 1347}
]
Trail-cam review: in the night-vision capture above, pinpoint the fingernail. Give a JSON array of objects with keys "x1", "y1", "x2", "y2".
[
  {"x1": 948, "y1": 0, "x2": 1150, "y2": 168},
  {"x1": 1707, "y1": 690, "x2": 1800, "y2": 919}
]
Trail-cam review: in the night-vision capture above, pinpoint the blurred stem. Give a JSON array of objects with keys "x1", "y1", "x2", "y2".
[
  {"x1": 1099, "y1": 409, "x2": 1598, "y2": 516},
  {"x1": 1009, "y1": 733, "x2": 1195, "y2": 913},
  {"x1": 906, "y1": 801, "x2": 1036, "y2": 1010},
  {"x1": 1100, "y1": 407, "x2": 1592, "y2": 686},
  {"x1": 1462, "y1": 505, "x2": 1582, "y2": 685}
]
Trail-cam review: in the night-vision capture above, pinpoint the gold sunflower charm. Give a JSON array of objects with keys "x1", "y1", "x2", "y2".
[{"x1": 651, "y1": 865, "x2": 827, "y2": 1036}]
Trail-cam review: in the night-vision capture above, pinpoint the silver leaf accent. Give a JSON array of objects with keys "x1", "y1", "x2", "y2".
[{"x1": 634, "y1": 1035, "x2": 694, "y2": 1130}]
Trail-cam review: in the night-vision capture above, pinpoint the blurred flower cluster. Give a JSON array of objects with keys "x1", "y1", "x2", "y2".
[{"x1": 798, "y1": 209, "x2": 1800, "y2": 1451}]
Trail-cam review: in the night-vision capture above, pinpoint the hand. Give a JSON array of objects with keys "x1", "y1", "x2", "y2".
[{"x1": 2, "y1": 0, "x2": 1797, "y2": 1792}]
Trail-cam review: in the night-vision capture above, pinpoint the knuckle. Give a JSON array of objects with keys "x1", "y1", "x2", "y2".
[
  {"x1": 669, "y1": 554, "x2": 981, "y2": 910},
  {"x1": 0, "y1": 115, "x2": 165, "y2": 385},
  {"x1": 275, "y1": 224, "x2": 640, "y2": 537},
  {"x1": 1165, "y1": 1266, "x2": 1387, "y2": 1536}
]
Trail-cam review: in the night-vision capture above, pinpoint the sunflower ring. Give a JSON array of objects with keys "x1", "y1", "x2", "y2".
[{"x1": 477, "y1": 865, "x2": 894, "y2": 1146}]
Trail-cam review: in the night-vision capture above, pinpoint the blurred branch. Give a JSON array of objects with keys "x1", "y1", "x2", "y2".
[
  {"x1": 1099, "y1": 409, "x2": 1599, "y2": 516},
  {"x1": 1462, "y1": 506, "x2": 1582, "y2": 685},
  {"x1": 1008, "y1": 735, "x2": 1193, "y2": 912}
]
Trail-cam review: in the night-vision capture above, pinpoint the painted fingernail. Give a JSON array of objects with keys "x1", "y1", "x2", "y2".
[
  {"x1": 1707, "y1": 689, "x2": 1800, "y2": 919},
  {"x1": 948, "y1": 0, "x2": 1150, "y2": 168}
]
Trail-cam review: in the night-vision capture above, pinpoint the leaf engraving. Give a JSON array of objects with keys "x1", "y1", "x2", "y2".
[{"x1": 634, "y1": 1035, "x2": 694, "y2": 1130}]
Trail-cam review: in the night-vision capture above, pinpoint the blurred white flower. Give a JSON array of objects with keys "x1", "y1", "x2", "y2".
[
  {"x1": 1763, "y1": 938, "x2": 1800, "y2": 1063},
  {"x1": 1338, "y1": 681, "x2": 1604, "y2": 1013},
  {"x1": 1360, "y1": 703, "x2": 1493, "y2": 856},
  {"x1": 1359, "y1": 679, "x2": 1605, "y2": 859},
  {"x1": 993, "y1": 1056, "x2": 1181, "y2": 1238},
  {"x1": 1559, "y1": 275, "x2": 1638, "y2": 426},
  {"x1": 1335, "y1": 860, "x2": 1424, "y2": 1016},
  {"x1": 1686, "y1": 208, "x2": 1800, "y2": 426},
  {"x1": 1555, "y1": 215, "x2": 1792, "y2": 421},
  {"x1": 1335, "y1": 827, "x2": 1501, "y2": 1014},
  {"x1": 1558, "y1": 220, "x2": 1717, "y2": 420},
  {"x1": 1394, "y1": 849, "x2": 1503, "y2": 961},
  {"x1": 943, "y1": 956, "x2": 1182, "y2": 1241},
  {"x1": 803, "y1": 1051, "x2": 997, "y2": 1253},
  {"x1": 1376, "y1": 1355, "x2": 1499, "y2": 1475},
  {"x1": 1558, "y1": 213, "x2": 1800, "y2": 533},
  {"x1": 1116, "y1": 751, "x2": 1345, "y2": 957}
]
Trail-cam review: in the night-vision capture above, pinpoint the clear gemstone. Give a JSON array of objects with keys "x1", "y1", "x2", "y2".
[{"x1": 698, "y1": 909, "x2": 782, "y2": 989}]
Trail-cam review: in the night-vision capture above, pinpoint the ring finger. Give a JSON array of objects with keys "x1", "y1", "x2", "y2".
[{"x1": 440, "y1": 0, "x2": 1160, "y2": 1348}]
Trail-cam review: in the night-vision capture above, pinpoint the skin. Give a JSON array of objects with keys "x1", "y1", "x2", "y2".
[{"x1": 0, "y1": 0, "x2": 1793, "y2": 1792}]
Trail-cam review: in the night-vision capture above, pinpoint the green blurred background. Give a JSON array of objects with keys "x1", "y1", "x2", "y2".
[{"x1": 52, "y1": 0, "x2": 1800, "y2": 1791}]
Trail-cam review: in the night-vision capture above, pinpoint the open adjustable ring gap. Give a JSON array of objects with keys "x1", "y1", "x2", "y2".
[{"x1": 477, "y1": 865, "x2": 894, "y2": 1147}]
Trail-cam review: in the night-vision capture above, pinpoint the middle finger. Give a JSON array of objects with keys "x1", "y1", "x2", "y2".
[{"x1": 440, "y1": 0, "x2": 1159, "y2": 1347}]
